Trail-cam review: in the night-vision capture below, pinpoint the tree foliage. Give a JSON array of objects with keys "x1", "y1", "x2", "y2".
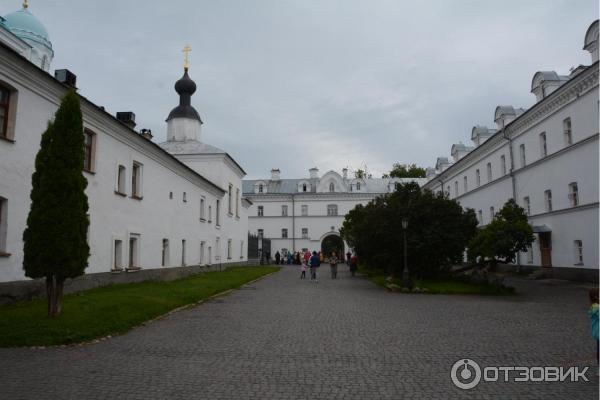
[
  {"x1": 382, "y1": 163, "x2": 426, "y2": 178},
  {"x1": 23, "y1": 90, "x2": 90, "y2": 316},
  {"x1": 467, "y1": 199, "x2": 535, "y2": 265},
  {"x1": 340, "y1": 182, "x2": 478, "y2": 278}
]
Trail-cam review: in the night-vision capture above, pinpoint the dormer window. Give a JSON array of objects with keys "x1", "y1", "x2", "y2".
[
  {"x1": 329, "y1": 182, "x2": 335, "y2": 192},
  {"x1": 356, "y1": 182, "x2": 361, "y2": 191},
  {"x1": 302, "y1": 184, "x2": 307, "y2": 192},
  {"x1": 258, "y1": 184, "x2": 264, "y2": 193}
]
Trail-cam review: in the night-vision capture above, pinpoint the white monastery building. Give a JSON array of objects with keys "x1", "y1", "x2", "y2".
[
  {"x1": 0, "y1": 2, "x2": 250, "y2": 287},
  {"x1": 424, "y1": 20, "x2": 599, "y2": 281},
  {"x1": 243, "y1": 168, "x2": 426, "y2": 256}
]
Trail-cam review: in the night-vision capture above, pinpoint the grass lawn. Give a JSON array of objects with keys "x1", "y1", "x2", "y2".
[
  {"x1": 367, "y1": 272, "x2": 514, "y2": 295},
  {"x1": 0, "y1": 266, "x2": 279, "y2": 348}
]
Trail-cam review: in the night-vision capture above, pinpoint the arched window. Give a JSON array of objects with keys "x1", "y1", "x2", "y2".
[
  {"x1": 258, "y1": 184, "x2": 263, "y2": 193},
  {"x1": 356, "y1": 182, "x2": 361, "y2": 191},
  {"x1": 302, "y1": 184, "x2": 307, "y2": 192},
  {"x1": 329, "y1": 182, "x2": 335, "y2": 192}
]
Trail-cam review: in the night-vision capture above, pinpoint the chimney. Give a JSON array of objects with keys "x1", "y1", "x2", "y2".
[
  {"x1": 140, "y1": 128, "x2": 153, "y2": 140},
  {"x1": 270, "y1": 168, "x2": 281, "y2": 180},
  {"x1": 54, "y1": 69, "x2": 77, "y2": 88},
  {"x1": 116, "y1": 112, "x2": 136, "y2": 130},
  {"x1": 309, "y1": 167, "x2": 319, "y2": 179},
  {"x1": 342, "y1": 168, "x2": 348, "y2": 179}
]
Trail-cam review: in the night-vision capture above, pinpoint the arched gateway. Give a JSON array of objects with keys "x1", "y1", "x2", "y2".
[{"x1": 321, "y1": 234, "x2": 345, "y2": 258}]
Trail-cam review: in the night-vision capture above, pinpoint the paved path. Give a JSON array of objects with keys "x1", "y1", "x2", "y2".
[{"x1": 0, "y1": 265, "x2": 597, "y2": 399}]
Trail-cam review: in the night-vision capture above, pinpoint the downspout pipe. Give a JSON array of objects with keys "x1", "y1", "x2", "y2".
[
  {"x1": 292, "y1": 194, "x2": 296, "y2": 252},
  {"x1": 501, "y1": 118, "x2": 521, "y2": 269}
]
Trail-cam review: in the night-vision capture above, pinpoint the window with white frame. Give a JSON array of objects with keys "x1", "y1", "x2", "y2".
[
  {"x1": 454, "y1": 181, "x2": 458, "y2": 197},
  {"x1": 329, "y1": 182, "x2": 335, "y2": 192},
  {"x1": 327, "y1": 204, "x2": 338, "y2": 216},
  {"x1": 486, "y1": 162, "x2": 492, "y2": 182},
  {"x1": 183, "y1": 192, "x2": 187, "y2": 203},
  {"x1": 500, "y1": 155, "x2": 506, "y2": 176},
  {"x1": 181, "y1": 239, "x2": 186, "y2": 266},
  {"x1": 563, "y1": 117, "x2": 572, "y2": 145},
  {"x1": 258, "y1": 184, "x2": 264, "y2": 193},
  {"x1": 356, "y1": 182, "x2": 361, "y2": 191},
  {"x1": 476, "y1": 169, "x2": 481, "y2": 187},
  {"x1": 208, "y1": 246, "x2": 212, "y2": 264},
  {"x1": 568, "y1": 182, "x2": 579, "y2": 207},
  {"x1": 116, "y1": 165, "x2": 126, "y2": 195},
  {"x1": 544, "y1": 190, "x2": 552, "y2": 212},
  {"x1": 301, "y1": 205, "x2": 308, "y2": 216},
  {"x1": 200, "y1": 241, "x2": 205, "y2": 264},
  {"x1": 519, "y1": 144, "x2": 526, "y2": 167},
  {"x1": 489, "y1": 206, "x2": 495, "y2": 220},
  {"x1": 208, "y1": 205, "x2": 212, "y2": 223},
  {"x1": 257, "y1": 205, "x2": 264, "y2": 217},
  {"x1": 477, "y1": 210, "x2": 483, "y2": 225},
  {"x1": 228, "y1": 184, "x2": 233, "y2": 215},
  {"x1": 463, "y1": 176, "x2": 468, "y2": 192},
  {"x1": 200, "y1": 197, "x2": 206, "y2": 220},
  {"x1": 113, "y1": 239, "x2": 123, "y2": 270},
  {"x1": 539, "y1": 132, "x2": 547, "y2": 157},
  {"x1": 131, "y1": 162, "x2": 142, "y2": 198},
  {"x1": 162, "y1": 238, "x2": 169, "y2": 266},
  {"x1": 302, "y1": 183, "x2": 307, "y2": 192},
  {"x1": 302, "y1": 228, "x2": 308, "y2": 239},
  {"x1": 128, "y1": 234, "x2": 140, "y2": 269},
  {"x1": 216, "y1": 200, "x2": 221, "y2": 226},
  {"x1": 236, "y1": 189, "x2": 240, "y2": 217},
  {"x1": 523, "y1": 196, "x2": 530, "y2": 216},
  {"x1": 282, "y1": 205, "x2": 288, "y2": 216},
  {"x1": 282, "y1": 228, "x2": 288, "y2": 238},
  {"x1": 574, "y1": 240, "x2": 583, "y2": 264},
  {"x1": 227, "y1": 239, "x2": 232, "y2": 259},
  {"x1": 83, "y1": 130, "x2": 96, "y2": 173}
]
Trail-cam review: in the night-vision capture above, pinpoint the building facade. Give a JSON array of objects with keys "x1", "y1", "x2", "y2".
[
  {"x1": 243, "y1": 168, "x2": 425, "y2": 257},
  {"x1": 423, "y1": 20, "x2": 599, "y2": 281},
  {"x1": 0, "y1": 3, "x2": 249, "y2": 286}
]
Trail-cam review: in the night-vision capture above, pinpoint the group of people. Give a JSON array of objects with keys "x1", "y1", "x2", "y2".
[{"x1": 294, "y1": 250, "x2": 358, "y2": 282}]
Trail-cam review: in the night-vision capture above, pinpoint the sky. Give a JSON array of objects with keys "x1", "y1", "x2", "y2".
[{"x1": 3, "y1": 0, "x2": 597, "y2": 179}]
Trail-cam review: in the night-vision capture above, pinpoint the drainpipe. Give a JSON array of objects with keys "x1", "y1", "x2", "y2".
[
  {"x1": 292, "y1": 194, "x2": 296, "y2": 252},
  {"x1": 501, "y1": 118, "x2": 521, "y2": 269}
]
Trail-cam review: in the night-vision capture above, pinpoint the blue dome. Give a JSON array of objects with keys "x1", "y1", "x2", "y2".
[{"x1": 3, "y1": 8, "x2": 52, "y2": 50}]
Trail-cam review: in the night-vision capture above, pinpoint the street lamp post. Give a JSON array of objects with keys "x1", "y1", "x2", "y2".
[{"x1": 401, "y1": 217, "x2": 410, "y2": 288}]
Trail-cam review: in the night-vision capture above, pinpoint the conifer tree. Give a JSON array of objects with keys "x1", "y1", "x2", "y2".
[{"x1": 23, "y1": 91, "x2": 90, "y2": 317}]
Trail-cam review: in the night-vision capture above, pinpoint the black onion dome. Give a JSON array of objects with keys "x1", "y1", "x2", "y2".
[{"x1": 166, "y1": 68, "x2": 203, "y2": 123}]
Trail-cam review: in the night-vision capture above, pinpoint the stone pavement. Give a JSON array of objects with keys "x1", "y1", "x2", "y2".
[{"x1": 0, "y1": 265, "x2": 597, "y2": 399}]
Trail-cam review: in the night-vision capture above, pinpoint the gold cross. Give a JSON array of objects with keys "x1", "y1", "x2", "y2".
[
  {"x1": 23, "y1": 0, "x2": 29, "y2": 9},
  {"x1": 183, "y1": 45, "x2": 192, "y2": 69}
]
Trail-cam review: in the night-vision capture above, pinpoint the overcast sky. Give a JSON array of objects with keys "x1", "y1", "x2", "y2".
[{"x1": 5, "y1": 1, "x2": 597, "y2": 179}]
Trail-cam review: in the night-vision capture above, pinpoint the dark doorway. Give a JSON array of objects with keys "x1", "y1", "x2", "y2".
[
  {"x1": 539, "y1": 232, "x2": 552, "y2": 267},
  {"x1": 321, "y1": 235, "x2": 345, "y2": 259}
]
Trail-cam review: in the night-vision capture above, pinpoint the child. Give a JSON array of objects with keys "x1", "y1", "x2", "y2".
[
  {"x1": 589, "y1": 288, "x2": 599, "y2": 364},
  {"x1": 300, "y1": 262, "x2": 307, "y2": 279}
]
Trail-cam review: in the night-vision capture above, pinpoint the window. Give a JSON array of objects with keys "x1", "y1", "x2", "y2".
[
  {"x1": 463, "y1": 176, "x2": 468, "y2": 192},
  {"x1": 475, "y1": 169, "x2": 481, "y2": 187},
  {"x1": 539, "y1": 132, "x2": 547, "y2": 157},
  {"x1": 282, "y1": 205, "x2": 288, "y2": 216},
  {"x1": 215, "y1": 237, "x2": 220, "y2": 261},
  {"x1": 128, "y1": 234, "x2": 140, "y2": 269},
  {"x1": 489, "y1": 206, "x2": 495, "y2": 220},
  {"x1": 301, "y1": 205, "x2": 308, "y2": 216},
  {"x1": 181, "y1": 239, "x2": 186, "y2": 266},
  {"x1": 257, "y1": 229, "x2": 264, "y2": 238},
  {"x1": 132, "y1": 162, "x2": 142, "y2": 198},
  {"x1": 257, "y1": 205, "x2": 264, "y2": 217},
  {"x1": 327, "y1": 204, "x2": 338, "y2": 216},
  {"x1": 526, "y1": 245, "x2": 533, "y2": 263},
  {"x1": 208, "y1": 205, "x2": 212, "y2": 223},
  {"x1": 500, "y1": 155, "x2": 506, "y2": 176},
  {"x1": 228, "y1": 184, "x2": 233, "y2": 215},
  {"x1": 446, "y1": 186, "x2": 450, "y2": 195},
  {"x1": 519, "y1": 144, "x2": 526, "y2": 167},
  {"x1": 523, "y1": 197, "x2": 530, "y2": 216},
  {"x1": 162, "y1": 239, "x2": 169, "y2": 266},
  {"x1": 282, "y1": 228, "x2": 288, "y2": 238},
  {"x1": 356, "y1": 182, "x2": 361, "y2": 191},
  {"x1": 227, "y1": 239, "x2": 232, "y2": 259},
  {"x1": 544, "y1": 190, "x2": 552, "y2": 212},
  {"x1": 208, "y1": 246, "x2": 212, "y2": 264},
  {"x1": 563, "y1": 117, "x2": 572, "y2": 145},
  {"x1": 477, "y1": 210, "x2": 483, "y2": 225},
  {"x1": 83, "y1": 130, "x2": 95, "y2": 172},
  {"x1": 258, "y1": 184, "x2": 264, "y2": 193},
  {"x1": 216, "y1": 200, "x2": 221, "y2": 226},
  {"x1": 569, "y1": 182, "x2": 579, "y2": 207},
  {"x1": 113, "y1": 239, "x2": 123, "y2": 270},
  {"x1": 0, "y1": 86, "x2": 10, "y2": 139},
  {"x1": 235, "y1": 189, "x2": 240, "y2": 217},
  {"x1": 183, "y1": 192, "x2": 187, "y2": 203},
  {"x1": 329, "y1": 182, "x2": 335, "y2": 192},
  {"x1": 169, "y1": 191, "x2": 173, "y2": 199},
  {"x1": 574, "y1": 240, "x2": 583, "y2": 264},
  {"x1": 200, "y1": 241, "x2": 205, "y2": 264},
  {"x1": 454, "y1": 181, "x2": 458, "y2": 197},
  {"x1": 116, "y1": 165, "x2": 126, "y2": 194},
  {"x1": 200, "y1": 197, "x2": 206, "y2": 220},
  {"x1": 302, "y1": 184, "x2": 307, "y2": 192},
  {"x1": 486, "y1": 162, "x2": 492, "y2": 182},
  {"x1": 302, "y1": 228, "x2": 308, "y2": 239}
]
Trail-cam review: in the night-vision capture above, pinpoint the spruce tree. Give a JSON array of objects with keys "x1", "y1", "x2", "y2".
[{"x1": 23, "y1": 90, "x2": 90, "y2": 317}]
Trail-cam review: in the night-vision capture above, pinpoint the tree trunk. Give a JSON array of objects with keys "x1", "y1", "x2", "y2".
[{"x1": 46, "y1": 275, "x2": 64, "y2": 317}]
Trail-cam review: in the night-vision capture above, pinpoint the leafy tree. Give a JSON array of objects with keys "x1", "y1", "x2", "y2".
[
  {"x1": 467, "y1": 199, "x2": 535, "y2": 266},
  {"x1": 382, "y1": 163, "x2": 426, "y2": 178},
  {"x1": 23, "y1": 91, "x2": 90, "y2": 317},
  {"x1": 340, "y1": 182, "x2": 478, "y2": 278}
]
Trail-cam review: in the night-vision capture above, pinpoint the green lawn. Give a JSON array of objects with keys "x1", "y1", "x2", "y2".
[
  {"x1": 0, "y1": 266, "x2": 279, "y2": 347},
  {"x1": 368, "y1": 272, "x2": 514, "y2": 295}
]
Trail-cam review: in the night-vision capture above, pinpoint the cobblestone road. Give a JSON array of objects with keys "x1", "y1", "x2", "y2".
[{"x1": 0, "y1": 265, "x2": 597, "y2": 399}]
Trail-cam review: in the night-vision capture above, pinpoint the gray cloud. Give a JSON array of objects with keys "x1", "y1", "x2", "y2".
[{"x1": 7, "y1": 0, "x2": 597, "y2": 179}]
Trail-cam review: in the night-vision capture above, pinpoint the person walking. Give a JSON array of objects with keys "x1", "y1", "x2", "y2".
[
  {"x1": 310, "y1": 251, "x2": 320, "y2": 282},
  {"x1": 329, "y1": 251, "x2": 339, "y2": 279},
  {"x1": 304, "y1": 250, "x2": 311, "y2": 266},
  {"x1": 275, "y1": 251, "x2": 280, "y2": 265},
  {"x1": 300, "y1": 262, "x2": 307, "y2": 279},
  {"x1": 350, "y1": 253, "x2": 358, "y2": 277},
  {"x1": 346, "y1": 251, "x2": 352, "y2": 266}
]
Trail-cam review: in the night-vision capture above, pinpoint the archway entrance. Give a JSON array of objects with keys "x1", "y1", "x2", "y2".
[{"x1": 321, "y1": 234, "x2": 345, "y2": 260}]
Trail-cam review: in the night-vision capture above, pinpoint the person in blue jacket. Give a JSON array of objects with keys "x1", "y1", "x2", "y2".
[
  {"x1": 589, "y1": 288, "x2": 599, "y2": 364},
  {"x1": 309, "y1": 251, "x2": 320, "y2": 282}
]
